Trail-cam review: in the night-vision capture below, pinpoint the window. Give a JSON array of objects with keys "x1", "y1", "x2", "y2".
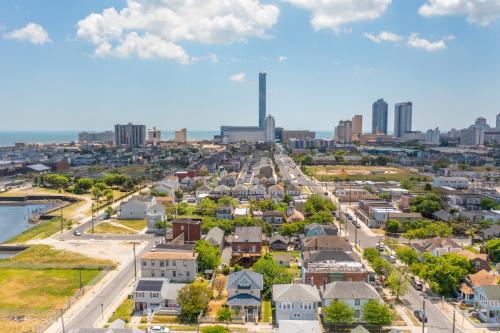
[
  {"x1": 142, "y1": 261, "x2": 146, "y2": 266},
  {"x1": 161, "y1": 271, "x2": 165, "y2": 277},
  {"x1": 172, "y1": 271, "x2": 176, "y2": 277},
  {"x1": 293, "y1": 313, "x2": 301, "y2": 319},
  {"x1": 173, "y1": 260, "x2": 176, "y2": 266},
  {"x1": 160, "y1": 261, "x2": 164, "y2": 267},
  {"x1": 354, "y1": 299, "x2": 360, "y2": 305},
  {"x1": 183, "y1": 260, "x2": 188, "y2": 267},
  {"x1": 186, "y1": 271, "x2": 190, "y2": 277},
  {"x1": 151, "y1": 271, "x2": 155, "y2": 277},
  {"x1": 151, "y1": 260, "x2": 155, "y2": 266},
  {"x1": 354, "y1": 310, "x2": 361, "y2": 318}
]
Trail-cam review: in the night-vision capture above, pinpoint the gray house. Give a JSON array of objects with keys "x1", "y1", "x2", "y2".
[
  {"x1": 226, "y1": 270, "x2": 264, "y2": 322},
  {"x1": 132, "y1": 278, "x2": 185, "y2": 314},
  {"x1": 273, "y1": 283, "x2": 321, "y2": 322},
  {"x1": 206, "y1": 226, "x2": 225, "y2": 251}
]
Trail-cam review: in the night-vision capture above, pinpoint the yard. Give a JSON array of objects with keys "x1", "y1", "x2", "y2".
[
  {"x1": 261, "y1": 301, "x2": 272, "y2": 323},
  {"x1": 0, "y1": 245, "x2": 113, "y2": 332},
  {"x1": 304, "y1": 165, "x2": 428, "y2": 182},
  {"x1": 108, "y1": 298, "x2": 134, "y2": 324},
  {"x1": 116, "y1": 219, "x2": 147, "y2": 232},
  {"x1": 88, "y1": 222, "x2": 134, "y2": 234}
]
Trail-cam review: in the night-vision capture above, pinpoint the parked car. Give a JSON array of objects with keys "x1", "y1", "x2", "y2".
[
  {"x1": 411, "y1": 277, "x2": 423, "y2": 290},
  {"x1": 73, "y1": 230, "x2": 82, "y2": 236},
  {"x1": 376, "y1": 243, "x2": 385, "y2": 252},
  {"x1": 413, "y1": 309, "x2": 427, "y2": 323},
  {"x1": 150, "y1": 326, "x2": 170, "y2": 333},
  {"x1": 384, "y1": 254, "x2": 396, "y2": 263}
]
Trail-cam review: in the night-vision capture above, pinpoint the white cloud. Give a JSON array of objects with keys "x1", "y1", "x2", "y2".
[
  {"x1": 285, "y1": 0, "x2": 392, "y2": 32},
  {"x1": 229, "y1": 72, "x2": 246, "y2": 82},
  {"x1": 3, "y1": 22, "x2": 51, "y2": 45},
  {"x1": 364, "y1": 30, "x2": 402, "y2": 43},
  {"x1": 278, "y1": 55, "x2": 288, "y2": 63},
  {"x1": 77, "y1": 0, "x2": 279, "y2": 63},
  {"x1": 192, "y1": 53, "x2": 219, "y2": 64},
  {"x1": 407, "y1": 33, "x2": 447, "y2": 52},
  {"x1": 419, "y1": 0, "x2": 500, "y2": 26}
]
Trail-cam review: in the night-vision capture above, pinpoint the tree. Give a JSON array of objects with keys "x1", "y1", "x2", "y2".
[
  {"x1": 282, "y1": 193, "x2": 293, "y2": 205},
  {"x1": 323, "y1": 300, "x2": 354, "y2": 326},
  {"x1": 385, "y1": 219, "x2": 401, "y2": 234},
  {"x1": 201, "y1": 326, "x2": 229, "y2": 333},
  {"x1": 218, "y1": 196, "x2": 238, "y2": 208},
  {"x1": 432, "y1": 157, "x2": 450, "y2": 170},
  {"x1": 415, "y1": 200, "x2": 441, "y2": 218},
  {"x1": 175, "y1": 190, "x2": 184, "y2": 202},
  {"x1": 372, "y1": 257, "x2": 393, "y2": 280},
  {"x1": 481, "y1": 198, "x2": 499, "y2": 210},
  {"x1": 279, "y1": 221, "x2": 305, "y2": 238},
  {"x1": 424, "y1": 183, "x2": 432, "y2": 191},
  {"x1": 43, "y1": 174, "x2": 69, "y2": 189},
  {"x1": 304, "y1": 194, "x2": 335, "y2": 215},
  {"x1": 198, "y1": 198, "x2": 218, "y2": 216},
  {"x1": 216, "y1": 307, "x2": 233, "y2": 327},
  {"x1": 74, "y1": 178, "x2": 93, "y2": 194},
  {"x1": 486, "y1": 239, "x2": 500, "y2": 263},
  {"x1": 195, "y1": 240, "x2": 220, "y2": 272},
  {"x1": 177, "y1": 280, "x2": 212, "y2": 322},
  {"x1": 306, "y1": 210, "x2": 333, "y2": 225},
  {"x1": 177, "y1": 202, "x2": 189, "y2": 215},
  {"x1": 386, "y1": 268, "x2": 409, "y2": 301},
  {"x1": 253, "y1": 254, "x2": 292, "y2": 299},
  {"x1": 362, "y1": 300, "x2": 394, "y2": 326},
  {"x1": 363, "y1": 247, "x2": 380, "y2": 263},
  {"x1": 104, "y1": 206, "x2": 115, "y2": 219},
  {"x1": 395, "y1": 247, "x2": 419, "y2": 266}
]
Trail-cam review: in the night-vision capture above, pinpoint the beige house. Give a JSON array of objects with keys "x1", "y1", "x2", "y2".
[{"x1": 141, "y1": 251, "x2": 198, "y2": 283}]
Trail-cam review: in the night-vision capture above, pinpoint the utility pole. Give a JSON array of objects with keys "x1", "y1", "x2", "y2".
[
  {"x1": 452, "y1": 304, "x2": 456, "y2": 333},
  {"x1": 422, "y1": 299, "x2": 426, "y2": 333},
  {"x1": 91, "y1": 202, "x2": 94, "y2": 233},
  {"x1": 60, "y1": 308, "x2": 65, "y2": 333},
  {"x1": 60, "y1": 207, "x2": 64, "y2": 233},
  {"x1": 79, "y1": 266, "x2": 83, "y2": 292},
  {"x1": 133, "y1": 242, "x2": 137, "y2": 281},
  {"x1": 101, "y1": 303, "x2": 104, "y2": 320}
]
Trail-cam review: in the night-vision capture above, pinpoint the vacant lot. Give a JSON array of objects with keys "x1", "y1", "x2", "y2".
[
  {"x1": 115, "y1": 219, "x2": 146, "y2": 232},
  {"x1": 6, "y1": 217, "x2": 74, "y2": 244},
  {"x1": 0, "y1": 245, "x2": 112, "y2": 332},
  {"x1": 305, "y1": 165, "x2": 427, "y2": 182},
  {"x1": 88, "y1": 222, "x2": 133, "y2": 234}
]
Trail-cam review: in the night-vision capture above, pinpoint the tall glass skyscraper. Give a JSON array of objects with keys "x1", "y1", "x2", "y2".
[
  {"x1": 372, "y1": 98, "x2": 388, "y2": 134},
  {"x1": 394, "y1": 102, "x2": 413, "y2": 137},
  {"x1": 259, "y1": 72, "x2": 267, "y2": 128}
]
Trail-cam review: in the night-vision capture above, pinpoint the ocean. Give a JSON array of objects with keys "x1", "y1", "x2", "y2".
[{"x1": 0, "y1": 130, "x2": 334, "y2": 147}]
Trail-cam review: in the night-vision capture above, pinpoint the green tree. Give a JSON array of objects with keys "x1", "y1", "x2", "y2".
[
  {"x1": 253, "y1": 254, "x2": 292, "y2": 299},
  {"x1": 415, "y1": 199, "x2": 441, "y2": 218},
  {"x1": 432, "y1": 157, "x2": 450, "y2": 170},
  {"x1": 306, "y1": 210, "x2": 333, "y2": 225},
  {"x1": 363, "y1": 247, "x2": 380, "y2": 263},
  {"x1": 218, "y1": 196, "x2": 238, "y2": 208},
  {"x1": 385, "y1": 219, "x2": 401, "y2": 234},
  {"x1": 74, "y1": 177, "x2": 93, "y2": 193},
  {"x1": 372, "y1": 257, "x2": 393, "y2": 280},
  {"x1": 201, "y1": 217, "x2": 234, "y2": 234},
  {"x1": 304, "y1": 194, "x2": 335, "y2": 215},
  {"x1": 424, "y1": 183, "x2": 432, "y2": 191},
  {"x1": 279, "y1": 221, "x2": 305, "y2": 238},
  {"x1": 323, "y1": 300, "x2": 354, "y2": 326},
  {"x1": 282, "y1": 193, "x2": 293, "y2": 205},
  {"x1": 386, "y1": 268, "x2": 409, "y2": 301},
  {"x1": 43, "y1": 174, "x2": 69, "y2": 189},
  {"x1": 481, "y1": 198, "x2": 499, "y2": 210},
  {"x1": 194, "y1": 240, "x2": 220, "y2": 272},
  {"x1": 198, "y1": 198, "x2": 218, "y2": 216},
  {"x1": 177, "y1": 280, "x2": 212, "y2": 322},
  {"x1": 486, "y1": 239, "x2": 500, "y2": 263},
  {"x1": 216, "y1": 307, "x2": 233, "y2": 327},
  {"x1": 395, "y1": 247, "x2": 419, "y2": 266},
  {"x1": 362, "y1": 300, "x2": 394, "y2": 326}
]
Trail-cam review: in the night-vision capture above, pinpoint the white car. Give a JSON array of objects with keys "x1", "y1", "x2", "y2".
[{"x1": 150, "y1": 326, "x2": 170, "y2": 333}]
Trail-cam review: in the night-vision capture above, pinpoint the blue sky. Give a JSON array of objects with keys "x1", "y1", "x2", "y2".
[{"x1": 0, "y1": 0, "x2": 499, "y2": 132}]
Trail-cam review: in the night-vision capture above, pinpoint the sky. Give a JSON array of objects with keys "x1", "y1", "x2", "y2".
[{"x1": 0, "y1": 0, "x2": 499, "y2": 133}]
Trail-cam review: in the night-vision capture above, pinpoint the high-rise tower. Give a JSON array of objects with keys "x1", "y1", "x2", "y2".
[
  {"x1": 259, "y1": 72, "x2": 267, "y2": 128},
  {"x1": 372, "y1": 99, "x2": 388, "y2": 134},
  {"x1": 394, "y1": 102, "x2": 413, "y2": 138}
]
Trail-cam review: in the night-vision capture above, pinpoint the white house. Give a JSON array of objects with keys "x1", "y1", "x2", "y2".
[
  {"x1": 475, "y1": 285, "x2": 500, "y2": 324},
  {"x1": 433, "y1": 177, "x2": 469, "y2": 189},
  {"x1": 322, "y1": 281, "x2": 382, "y2": 321},
  {"x1": 273, "y1": 284, "x2": 321, "y2": 322},
  {"x1": 118, "y1": 195, "x2": 153, "y2": 220},
  {"x1": 146, "y1": 203, "x2": 166, "y2": 233},
  {"x1": 133, "y1": 278, "x2": 185, "y2": 314}
]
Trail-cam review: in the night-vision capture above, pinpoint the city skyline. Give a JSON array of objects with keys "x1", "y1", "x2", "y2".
[{"x1": 1, "y1": 1, "x2": 500, "y2": 131}]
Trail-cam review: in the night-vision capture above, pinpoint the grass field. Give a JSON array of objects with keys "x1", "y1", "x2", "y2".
[
  {"x1": 304, "y1": 165, "x2": 428, "y2": 182},
  {"x1": 6, "y1": 217, "x2": 74, "y2": 244},
  {"x1": 108, "y1": 298, "x2": 134, "y2": 323},
  {"x1": 261, "y1": 301, "x2": 272, "y2": 323},
  {"x1": 89, "y1": 222, "x2": 134, "y2": 234},
  {"x1": 116, "y1": 219, "x2": 146, "y2": 231},
  {"x1": 0, "y1": 245, "x2": 114, "y2": 268},
  {"x1": 0, "y1": 246, "x2": 111, "y2": 331}
]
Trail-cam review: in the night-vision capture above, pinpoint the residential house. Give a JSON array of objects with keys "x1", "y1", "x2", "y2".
[
  {"x1": 172, "y1": 219, "x2": 201, "y2": 243},
  {"x1": 277, "y1": 320, "x2": 321, "y2": 333},
  {"x1": 269, "y1": 234, "x2": 289, "y2": 251},
  {"x1": 146, "y1": 202, "x2": 166, "y2": 234},
  {"x1": 302, "y1": 250, "x2": 358, "y2": 267},
  {"x1": 249, "y1": 184, "x2": 266, "y2": 200},
  {"x1": 460, "y1": 270, "x2": 499, "y2": 303},
  {"x1": 133, "y1": 278, "x2": 185, "y2": 314},
  {"x1": 286, "y1": 209, "x2": 305, "y2": 223},
  {"x1": 216, "y1": 204, "x2": 234, "y2": 220},
  {"x1": 231, "y1": 184, "x2": 249, "y2": 199},
  {"x1": 140, "y1": 251, "x2": 198, "y2": 283},
  {"x1": 118, "y1": 195, "x2": 153, "y2": 219},
  {"x1": 433, "y1": 176, "x2": 469, "y2": 189},
  {"x1": 273, "y1": 284, "x2": 321, "y2": 321},
  {"x1": 195, "y1": 184, "x2": 212, "y2": 198},
  {"x1": 227, "y1": 270, "x2": 264, "y2": 322},
  {"x1": 475, "y1": 285, "x2": 500, "y2": 323},
  {"x1": 213, "y1": 185, "x2": 230, "y2": 196},
  {"x1": 303, "y1": 261, "x2": 368, "y2": 287},
  {"x1": 457, "y1": 250, "x2": 490, "y2": 272},
  {"x1": 412, "y1": 237, "x2": 462, "y2": 257},
  {"x1": 286, "y1": 183, "x2": 301, "y2": 197},
  {"x1": 322, "y1": 281, "x2": 382, "y2": 321},
  {"x1": 273, "y1": 253, "x2": 292, "y2": 267},
  {"x1": 480, "y1": 225, "x2": 500, "y2": 240},
  {"x1": 205, "y1": 226, "x2": 225, "y2": 251},
  {"x1": 268, "y1": 184, "x2": 284, "y2": 200},
  {"x1": 304, "y1": 223, "x2": 338, "y2": 238},
  {"x1": 231, "y1": 226, "x2": 263, "y2": 266},
  {"x1": 302, "y1": 235, "x2": 352, "y2": 252},
  {"x1": 262, "y1": 210, "x2": 284, "y2": 229}
]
